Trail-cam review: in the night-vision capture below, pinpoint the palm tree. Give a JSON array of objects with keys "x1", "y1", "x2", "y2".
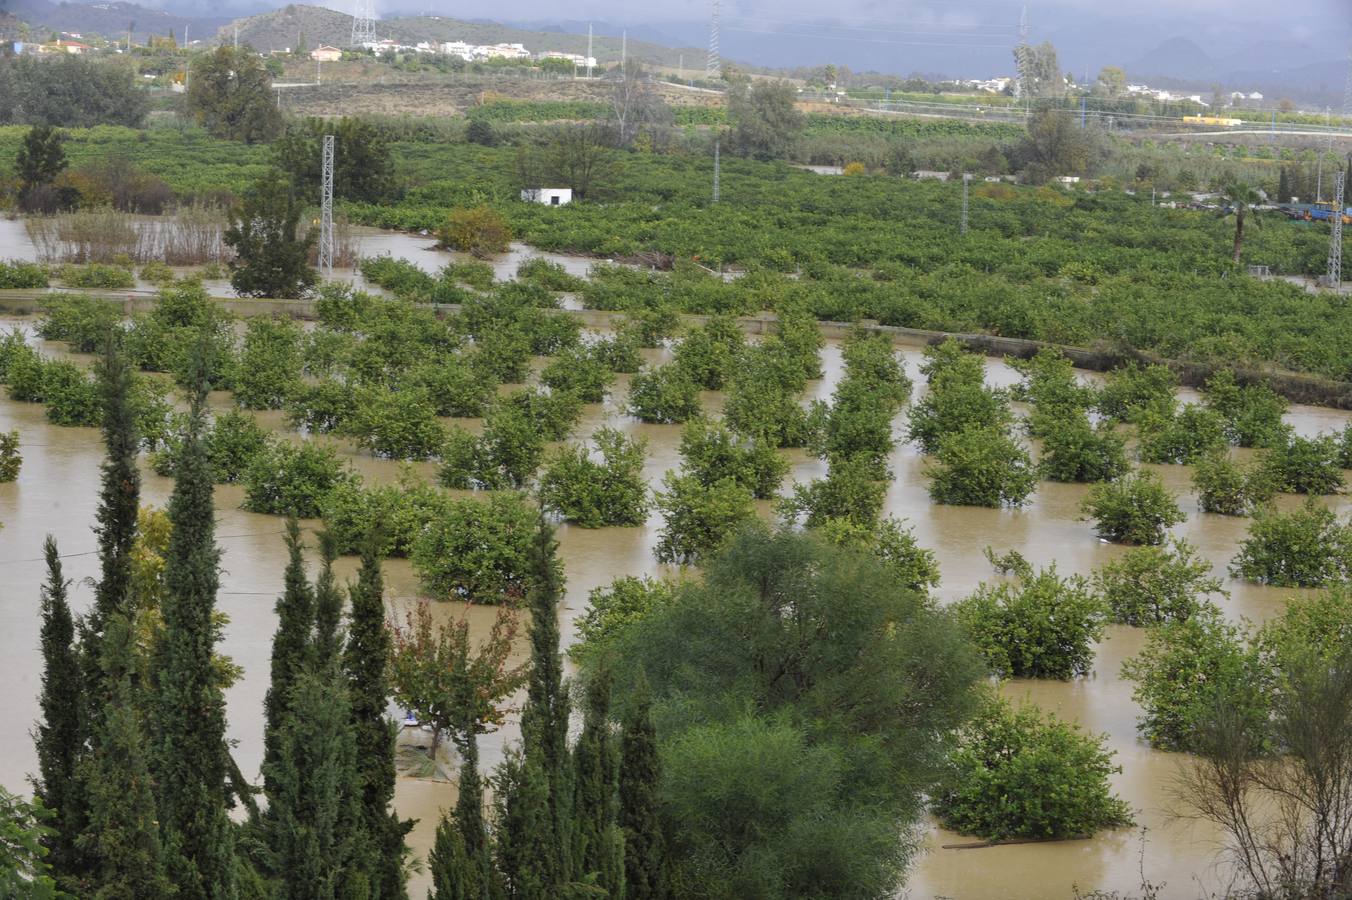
[{"x1": 1220, "y1": 181, "x2": 1263, "y2": 265}]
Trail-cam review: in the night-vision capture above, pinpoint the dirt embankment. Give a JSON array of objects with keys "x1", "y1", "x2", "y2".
[{"x1": 276, "y1": 69, "x2": 724, "y2": 118}]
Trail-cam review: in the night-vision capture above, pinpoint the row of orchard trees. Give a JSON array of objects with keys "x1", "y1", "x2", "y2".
[{"x1": 27, "y1": 338, "x2": 410, "y2": 898}]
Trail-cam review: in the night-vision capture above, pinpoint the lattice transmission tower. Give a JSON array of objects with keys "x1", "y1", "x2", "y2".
[
  {"x1": 319, "y1": 135, "x2": 335, "y2": 277},
  {"x1": 350, "y1": 0, "x2": 376, "y2": 47},
  {"x1": 1012, "y1": 6, "x2": 1031, "y2": 102},
  {"x1": 706, "y1": 0, "x2": 721, "y2": 81}
]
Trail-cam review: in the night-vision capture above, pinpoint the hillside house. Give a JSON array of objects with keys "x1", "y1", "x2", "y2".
[
  {"x1": 310, "y1": 45, "x2": 342, "y2": 62},
  {"x1": 521, "y1": 188, "x2": 573, "y2": 206}
]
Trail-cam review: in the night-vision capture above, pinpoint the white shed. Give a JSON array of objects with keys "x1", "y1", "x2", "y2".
[{"x1": 521, "y1": 188, "x2": 573, "y2": 206}]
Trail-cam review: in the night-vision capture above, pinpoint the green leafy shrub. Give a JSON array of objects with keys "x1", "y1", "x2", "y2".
[
  {"x1": 570, "y1": 575, "x2": 676, "y2": 665},
  {"x1": 403, "y1": 356, "x2": 497, "y2": 418},
  {"x1": 1037, "y1": 413, "x2": 1128, "y2": 483},
  {"x1": 346, "y1": 386, "x2": 446, "y2": 460},
  {"x1": 933, "y1": 697, "x2": 1132, "y2": 840},
  {"x1": 468, "y1": 327, "x2": 532, "y2": 384},
  {"x1": 123, "y1": 283, "x2": 236, "y2": 388},
  {"x1": 0, "y1": 430, "x2": 21, "y2": 482},
  {"x1": 807, "y1": 379, "x2": 897, "y2": 470},
  {"x1": 43, "y1": 360, "x2": 101, "y2": 426},
  {"x1": 1093, "y1": 538, "x2": 1227, "y2": 626},
  {"x1": 815, "y1": 515, "x2": 940, "y2": 596},
  {"x1": 780, "y1": 455, "x2": 887, "y2": 528},
  {"x1": 841, "y1": 327, "x2": 912, "y2": 407},
  {"x1": 243, "y1": 440, "x2": 358, "y2": 517},
  {"x1": 540, "y1": 348, "x2": 615, "y2": 403},
  {"x1": 0, "y1": 260, "x2": 49, "y2": 289},
  {"x1": 5, "y1": 348, "x2": 49, "y2": 403},
  {"x1": 672, "y1": 315, "x2": 745, "y2": 390},
  {"x1": 537, "y1": 427, "x2": 649, "y2": 527},
  {"x1": 1120, "y1": 606, "x2": 1264, "y2": 751},
  {"x1": 1097, "y1": 362, "x2": 1177, "y2": 423},
  {"x1": 139, "y1": 261, "x2": 175, "y2": 286},
  {"x1": 285, "y1": 379, "x2": 356, "y2": 434},
  {"x1": 59, "y1": 263, "x2": 135, "y2": 290},
  {"x1": 233, "y1": 316, "x2": 303, "y2": 410},
  {"x1": 1135, "y1": 404, "x2": 1228, "y2": 464},
  {"x1": 437, "y1": 204, "x2": 512, "y2": 258},
  {"x1": 627, "y1": 365, "x2": 702, "y2": 424},
  {"x1": 516, "y1": 257, "x2": 586, "y2": 292},
  {"x1": 654, "y1": 473, "x2": 757, "y2": 564},
  {"x1": 442, "y1": 260, "x2": 496, "y2": 290},
  {"x1": 1260, "y1": 434, "x2": 1344, "y2": 495},
  {"x1": 1192, "y1": 452, "x2": 1276, "y2": 516},
  {"x1": 439, "y1": 402, "x2": 544, "y2": 490},
  {"x1": 1011, "y1": 348, "x2": 1095, "y2": 435},
  {"x1": 38, "y1": 294, "x2": 121, "y2": 352},
  {"x1": 619, "y1": 305, "x2": 680, "y2": 347},
  {"x1": 410, "y1": 492, "x2": 541, "y2": 602},
  {"x1": 587, "y1": 332, "x2": 642, "y2": 374},
  {"x1": 954, "y1": 565, "x2": 1106, "y2": 679},
  {"x1": 927, "y1": 425, "x2": 1036, "y2": 507},
  {"x1": 678, "y1": 418, "x2": 786, "y2": 500},
  {"x1": 908, "y1": 379, "x2": 1012, "y2": 455},
  {"x1": 722, "y1": 345, "x2": 812, "y2": 449},
  {"x1": 1080, "y1": 470, "x2": 1184, "y2": 544},
  {"x1": 1202, "y1": 370, "x2": 1288, "y2": 448},
  {"x1": 1229, "y1": 497, "x2": 1352, "y2": 586},
  {"x1": 321, "y1": 473, "x2": 451, "y2": 557},
  {"x1": 500, "y1": 388, "x2": 582, "y2": 442}
]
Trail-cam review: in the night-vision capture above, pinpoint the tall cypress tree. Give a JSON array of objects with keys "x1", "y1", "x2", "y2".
[
  {"x1": 1278, "y1": 167, "x2": 1291, "y2": 204},
  {"x1": 79, "y1": 613, "x2": 174, "y2": 900},
  {"x1": 619, "y1": 672, "x2": 666, "y2": 900},
  {"x1": 266, "y1": 666, "x2": 364, "y2": 900},
  {"x1": 153, "y1": 354, "x2": 237, "y2": 900},
  {"x1": 311, "y1": 532, "x2": 342, "y2": 668},
  {"x1": 263, "y1": 518, "x2": 314, "y2": 801},
  {"x1": 87, "y1": 336, "x2": 141, "y2": 644},
  {"x1": 572, "y1": 674, "x2": 623, "y2": 897},
  {"x1": 344, "y1": 532, "x2": 409, "y2": 900},
  {"x1": 516, "y1": 516, "x2": 571, "y2": 890},
  {"x1": 491, "y1": 750, "x2": 551, "y2": 900},
  {"x1": 429, "y1": 734, "x2": 490, "y2": 900},
  {"x1": 33, "y1": 535, "x2": 87, "y2": 886}
]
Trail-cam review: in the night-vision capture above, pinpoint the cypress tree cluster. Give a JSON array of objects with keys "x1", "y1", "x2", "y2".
[
  {"x1": 28, "y1": 341, "x2": 411, "y2": 899},
  {"x1": 429, "y1": 516, "x2": 668, "y2": 900}
]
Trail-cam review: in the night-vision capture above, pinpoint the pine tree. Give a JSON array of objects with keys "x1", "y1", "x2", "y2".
[
  {"x1": 79, "y1": 614, "x2": 174, "y2": 900},
  {"x1": 516, "y1": 516, "x2": 571, "y2": 890},
  {"x1": 153, "y1": 354, "x2": 237, "y2": 900},
  {"x1": 572, "y1": 674, "x2": 623, "y2": 896},
  {"x1": 1278, "y1": 166, "x2": 1291, "y2": 204},
  {"x1": 619, "y1": 673, "x2": 666, "y2": 900},
  {"x1": 267, "y1": 666, "x2": 365, "y2": 900},
  {"x1": 87, "y1": 337, "x2": 141, "y2": 644},
  {"x1": 32, "y1": 535, "x2": 87, "y2": 886},
  {"x1": 312, "y1": 532, "x2": 342, "y2": 668},
  {"x1": 263, "y1": 518, "x2": 315, "y2": 801},
  {"x1": 344, "y1": 531, "x2": 410, "y2": 900}
]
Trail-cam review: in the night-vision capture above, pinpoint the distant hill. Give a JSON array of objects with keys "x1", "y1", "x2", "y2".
[
  {"x1": 3, "y1": 0, "x2": 229, "y2": 43},
  {"x1": 221, "y1": 4, "x2": 705, "y2": 68}
]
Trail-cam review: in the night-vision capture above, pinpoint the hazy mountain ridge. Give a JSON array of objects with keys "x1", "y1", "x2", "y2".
[{"x1": 3, "y1": 0, "x2": 230, "y2": 42}]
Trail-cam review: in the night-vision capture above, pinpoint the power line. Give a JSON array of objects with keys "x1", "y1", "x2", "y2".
[{"x1": 1328, "y1": 171, "x2": 1345, "y2": 290}]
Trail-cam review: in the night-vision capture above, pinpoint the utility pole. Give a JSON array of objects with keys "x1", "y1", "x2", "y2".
[
  {"x1": 1326, "y1": 171, "x2": 1345, "y2": 289},
  {"x1": 621, "y1": 30, "x2": 627, "y2": 70},
  {"x1": 706, "y1": 0, "x2": 721, "y2": 80},
  {"x1": 713, "y1": 138, "x2": 720, "y2": 203},
  {"x1": 961, "y1": 173, "x2": 971, "y2": 235},
  {"x1": 587, "y1": 24, "x2": 593, "y2": 78},
  {"x1": 316, "y1": 58, "x2": 322, "y2": 85},
  {"x1": 1080, "y1": 95, "x2": 1086, "y2": 129},
  {"x1": 319, "y1": 135, "x2": 336, "y2": 278},
  {"x1": 233, "y1": 24, "x2": 238, "y2": 51}
]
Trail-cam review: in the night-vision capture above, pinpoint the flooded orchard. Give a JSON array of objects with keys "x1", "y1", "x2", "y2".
[{"x1": 0, "y1": 231, "x2": 1347, "y2": 899}]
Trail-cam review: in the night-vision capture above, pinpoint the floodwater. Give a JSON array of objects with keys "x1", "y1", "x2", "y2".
[{"x1": 1, "y1": 255, "x2": 1350, "y2": 898}]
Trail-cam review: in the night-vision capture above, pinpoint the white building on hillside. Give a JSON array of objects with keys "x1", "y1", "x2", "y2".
[{"x1": 522, "y1": 188, "x2": 573, "y2": 206}]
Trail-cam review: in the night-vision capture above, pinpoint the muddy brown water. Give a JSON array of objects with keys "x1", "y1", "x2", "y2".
[{"x1": 2, "y1": 233, "x2": 1351, "y2": 896}]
